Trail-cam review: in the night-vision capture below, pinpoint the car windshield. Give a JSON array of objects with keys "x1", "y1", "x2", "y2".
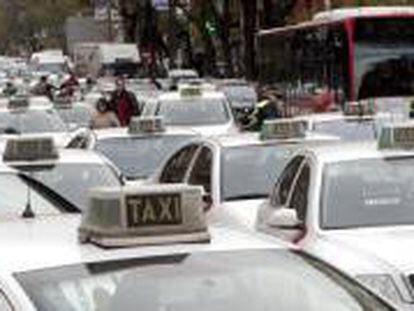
[
  {"x1": 321, "y1": 157, "x2": 414, "y2": 229},
  {"x1": 0, "y1": 109, "x2": 67, "y2": 134},
  {"x1": 0, "y1": 172, "x2": 64, "y2": 217},
  {"x1": 157, "y1": 97, "x2": 230, "y2": 126},
  {"x1": 221, "y1": 145, "x2": 295, "y2": 201},
  {"x1": 222, "y1": 85, "x2": 257, "y2": 107},
  {"x1": 95, "y1": 135, "x2": 195, "y2": 180},
  {"x1": 56, "y1": 106, "x2": 92, "y2": 128},
  {"x1": 32, "y1": 162, "x2": 121, "y2": 211},
  {"x1": 15, "y1": 249, "x2": 391, "y2": 311},
  {"x1": 312, "y1": 119, "x2": 378, "y2": 141},
  {"x1": 36, "y1": 63, "x2": 65, "y2": 74}
]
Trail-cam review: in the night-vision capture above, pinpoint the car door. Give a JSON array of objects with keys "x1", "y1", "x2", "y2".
[
  {"x1": 186, "y1": 145, "x2": 214, "y2": 210},
  {"x1": 159, "y1": 144, "x2": 200, "y2": 184},
  {"x1": 259, "y1": 155, "x2": 311, "y2": 242}
]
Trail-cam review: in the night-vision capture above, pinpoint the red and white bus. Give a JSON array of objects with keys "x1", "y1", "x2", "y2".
[{"x1": 258, "y1": 7, "x2": 414, "y2": 114}]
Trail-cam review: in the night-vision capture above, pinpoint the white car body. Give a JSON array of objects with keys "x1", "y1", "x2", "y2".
[
  {"x1": 257, "y1": 141, "x2": 414, "y2": 308},
  {"x1": 142, "y1": 91, "x2": 238, "y2": 136},
  {"x1": 0, "y1": 215, "x2": 291, "y2": 311},
  {"x1": 153, "y1": 132, "x2": 339, "y2": 230}
]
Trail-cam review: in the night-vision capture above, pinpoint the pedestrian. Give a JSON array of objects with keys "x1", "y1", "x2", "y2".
[
  {"x1": 32, "y1": 76, "x2": 56, "y2": 100},
  {"x1": 109, "y1": 77, "x2": 139, "y2": 126},
  {"x1": 90, "y1": 98, "x2": 120, "y2": 129},
  {"x1": 2, "y1": 81, "x2": 18, "y2": 97},
  {"x1": 244, "y1": 90, "x2": 284, "y2": 132}
]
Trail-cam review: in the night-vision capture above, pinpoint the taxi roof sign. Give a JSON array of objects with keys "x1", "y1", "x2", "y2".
[
  {"x1": 378, "y1": 122, "x2": 414, "y2": 150},
  {"x1": 261, "y1": 119, "x2": 307, "y2": 141},
  {"x1": 79, "y1": 184, "x2": 210, "y2": 248},
  {"x1": 8, "y1": 96, "x2": 29, "y2": 110},
  {"x1": 344, "y1": 100, "x2": 376, "y2": 117},
  {"x1": 3, "y1": 137, "x2": 58, "y2": 163},
  {"x1": 179, "y1": 85, "x2": 203, "y2": 97},
  {"x1": 128, "y1": 116, "x2": 166, "y2": 135}
]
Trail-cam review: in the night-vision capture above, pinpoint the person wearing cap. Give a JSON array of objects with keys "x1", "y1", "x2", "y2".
[
  {"x1": 2, "y1": 81, "x2": 18, "y2": 97},
  {"x1": 90, "y1": 98, "x2": 120, "y2": 129},
  {"x1": 109, "y1": 77, "x2": 139, "y2": 126}
]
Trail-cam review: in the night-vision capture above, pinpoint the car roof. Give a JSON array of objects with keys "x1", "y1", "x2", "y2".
[
  {"x1": 0, "y1": 215, "x2": 289, "y2": 274},
  {"x1": 207, "y1": 131, "x2": 339, "y2": 148},
  {"x1": 304, "y1": 141, "x2": 414, "y2": 164},
  {"x1": 159, "y1": 91, "x2": 226, "y2": 101},
  {"x1": 295, "y1": 111, "x2": 390, "y2": 123},
  {"x1": 93, "y1": 126, "x2": 200, "y2": 140}
]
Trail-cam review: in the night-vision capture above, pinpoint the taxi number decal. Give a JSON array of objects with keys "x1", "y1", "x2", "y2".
[{"x1": 126, "y1": 194, "x2": 182, "y2": 227}]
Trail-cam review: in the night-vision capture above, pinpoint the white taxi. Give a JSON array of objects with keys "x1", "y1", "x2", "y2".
[
  {"x1": 153, "y1": 119, "x2": 338, "y2": 229},
  {"x1": 2, "y1": 137, "x2": 123, "y2": 211},
  {"x1": 141, "y1": 85, "x2": 237, "y2": 136},
  {"x1": 87, "y1": 117, "x2": 199, "y2": 181},
  {"x1": 0, "y1": 95, "x2": 84, "y2": 147},
  {"x1": 257, "y1": 121, "x2": 414, "y2": 308},
  {"x1": 0, "y1": 183, "x2": 395, "y2": 310}
]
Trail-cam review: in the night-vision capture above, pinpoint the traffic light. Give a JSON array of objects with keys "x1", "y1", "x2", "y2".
[{"x1": 205, "y1": 19, "x2": 217, "y2": 37}]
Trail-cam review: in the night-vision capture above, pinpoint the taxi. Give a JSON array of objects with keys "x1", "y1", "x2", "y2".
[
  {"x1": 294, "y1": 101, "x2": 395, "y2": 142},
  {"x1": 0, "y1": 183, "x2": 395, "y2": 310},
  {"x1": 257, "y1": 121, "x2": 414, "y2": 308},
  {"x1": 0, "y1": 95, "x2": 81, "y2": 147},
  {"x1": 153, "y1": 119, "x2": 338, "y2": 229},
  {"x1": 87, "y1": 117, "x2": 200, "y2": 181},
  {"x1": 141, "y1": 85, "x2": 238, "y2": 136},
  {"x1": 2, "y1": 136, "x2": 123, "y2": 211}
]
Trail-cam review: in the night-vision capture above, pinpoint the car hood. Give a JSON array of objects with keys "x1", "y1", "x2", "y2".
[{"x1": 308, "y1": 227, "x2": 414, "y2": 274}]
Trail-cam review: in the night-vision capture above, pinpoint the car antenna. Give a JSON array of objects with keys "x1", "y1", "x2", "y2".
[{"x1": 22, "y1": 173, "x2": 35, "y2": 219}]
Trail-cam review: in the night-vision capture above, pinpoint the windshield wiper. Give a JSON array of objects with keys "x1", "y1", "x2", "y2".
[{"x1": 225, "y1": 194, "x2": 267, "y2": 201}]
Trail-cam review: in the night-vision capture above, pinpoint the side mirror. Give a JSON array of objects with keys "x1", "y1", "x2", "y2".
[{"x1": 267, "y1": 208, "x2": 303, "y2": 229}]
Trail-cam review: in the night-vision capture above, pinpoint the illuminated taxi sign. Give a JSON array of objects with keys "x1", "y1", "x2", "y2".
[
  {"x1": 79, "y1": 184, "x2": 210, "y2": 248},
  {"x1": 3, "y1": 137, "x2": 58, "y2": 162},
  {"x1": 344, "y1": 100, "x2": 376, "y2": 116},
  {"x1": 379, "y1": 123, "x2": 414, "y2": 150},
  {"x1": 179, "y1": 85, "x2": 203, "y2": 97},
  {"x1": 8, "y1": 97, "x2": 29, "y2": 110},
  {"x1": 128, "y1": 116, "x2": 166, "y2": 135},
  {"x1": 261, "y1": 119, "x2": 307, "y2": 141}
]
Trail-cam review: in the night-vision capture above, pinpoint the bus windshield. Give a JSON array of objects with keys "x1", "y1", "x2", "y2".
[{"x1": 355, "y1": 18, "x2": 414, "y2": 100}]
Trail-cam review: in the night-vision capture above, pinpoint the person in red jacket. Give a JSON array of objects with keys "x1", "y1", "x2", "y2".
[{"x1": 109, "y1": 77, "x2": 139, "y2": 126}]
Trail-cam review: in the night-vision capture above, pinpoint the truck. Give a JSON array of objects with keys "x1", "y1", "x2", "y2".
[{"x1": 74, "y1": 43, "x2": 141, "y2": 78}]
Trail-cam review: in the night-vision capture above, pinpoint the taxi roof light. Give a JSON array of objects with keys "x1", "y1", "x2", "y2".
[
  {"x1": 378, "y1": 122, "x2": 414, "y2": 150},
  {"x1": 8, "y1": 96, "x2": 29, "y2": 110},
  {"x1": 179, "y1": 85, "x2": 203, "y2": 97},
  {"x1": 344, "y1": 100, "x2": 376, "y2": 116},
  {"x1": 261, "y1": 119, "x2": 307, "y2": 141},
  {"x1": 128, "y1": 116, "x2": 166, "y2": 135},
  {"x1": 79, "y1": 184, "x2": 210, "y2": 248},
  {"x1": 3, "y1": 137, "x2": 58, "y2": 163}
]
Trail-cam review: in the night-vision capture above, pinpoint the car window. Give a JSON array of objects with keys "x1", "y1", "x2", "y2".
[
  {"x1": 188, "y1": 146, "x2": 213, "y2": 194},
  {"x1": 289, "y1": 164, "x2": 311, "y2": 222},
  {"x1": 0, "y1": 290, "x2": 13, "y2": 311},
  {"x1": 15, "y1": 250, "x2": 392, "y2": 311},
  {"x1": 33, "y1": 163, "x2": 122, "y2": 211},
  {"x1": 271, "y1": 156, "x2": 305, "y2": 207},
  {"x1": 160, "y1": 144, "x2": 199, "y2": 183},
  {"x1": 0, "y1": 173, "x2": 62, "y2": 217}
]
